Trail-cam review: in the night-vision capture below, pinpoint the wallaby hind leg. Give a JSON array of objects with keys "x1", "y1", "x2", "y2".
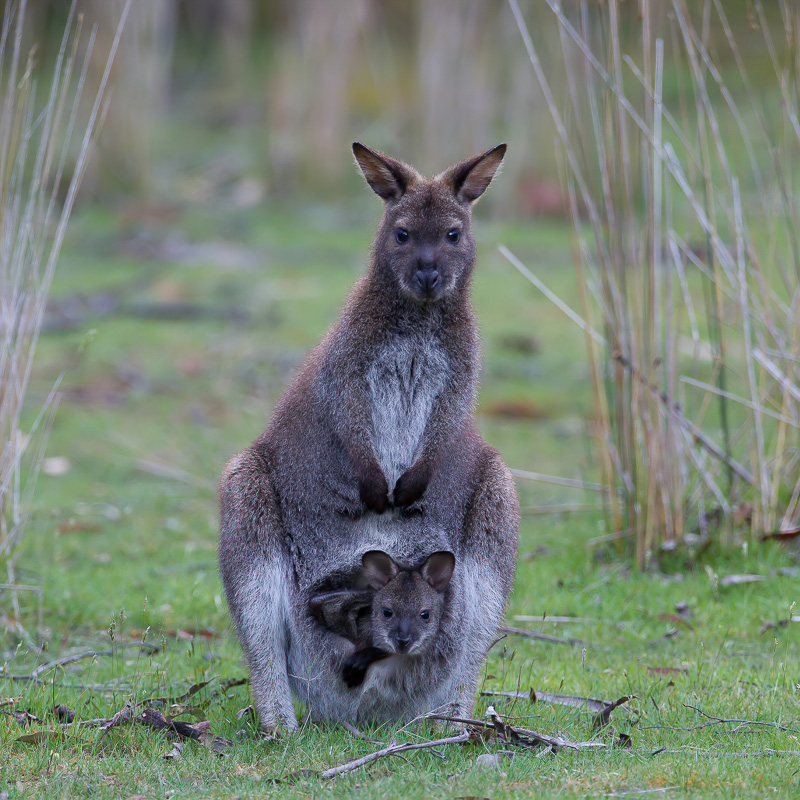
[
  {"x1": 219, "y1": 451, "x2": 299, "y2": 733},
  {"x1": 451, "y1": 447, "x2": 520, "y2": 719}
]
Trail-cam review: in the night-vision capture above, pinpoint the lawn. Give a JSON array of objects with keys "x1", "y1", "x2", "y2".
[{"x1": 1, "y1": 196, "x2": 799, "y2": 798}]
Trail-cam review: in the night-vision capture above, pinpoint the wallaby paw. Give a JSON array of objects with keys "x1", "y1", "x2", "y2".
[
  {"x1": 359, "y1": 468, "x2": 390, "y2": 513},
  {"x1": 393, "y1": 464, "x2": 430, "y2": 507},
  {"x1": 342, "y1": 646, "x2": 388, "y2": 688}
]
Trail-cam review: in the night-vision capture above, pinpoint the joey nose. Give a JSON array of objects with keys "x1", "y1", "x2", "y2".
[{"x1": 395, "y1": 633, "x2": 411, "y2": 651}]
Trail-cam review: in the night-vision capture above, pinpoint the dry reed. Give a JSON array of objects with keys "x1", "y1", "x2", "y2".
[
  {"x1": 505, "y1": 0, "x2": 800, "y2": 566},
  {"x1": 0, "y1": 0, "x2": 129, "y2": 636}
]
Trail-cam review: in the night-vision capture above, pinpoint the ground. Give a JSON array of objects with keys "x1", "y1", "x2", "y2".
[{"x1": 1, "y1": 200, "x2": 798, "y2": 798}]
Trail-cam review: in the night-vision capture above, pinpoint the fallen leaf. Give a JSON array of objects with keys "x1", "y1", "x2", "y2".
[
  {"x1": 615, "y1": 732, "x2": 633, "y2": 749},
  {"x1": 591, "y1": 697, "x2": 634, "y2": 732},
  {"x1": 760, "y1": 527, "x2": 800, "y2": 542},
  {"x1": 14, "y1": 730, "x2": 68, "y2": 745},
  {"x1": 498, "y1": 334, "x2": 540, "y2": 354},
  {"x1": 172, "y1": 629, "x2": 219, "y2": 641}
]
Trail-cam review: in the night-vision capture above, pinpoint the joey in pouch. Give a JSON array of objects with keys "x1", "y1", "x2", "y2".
[{"x1": 309, "y1": 550, "x2": 455, "y2": 688}]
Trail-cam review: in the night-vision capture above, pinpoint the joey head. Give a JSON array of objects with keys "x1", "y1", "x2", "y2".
[{"x1": 309, "y1": 550, "x2": 455, "y2": 688}]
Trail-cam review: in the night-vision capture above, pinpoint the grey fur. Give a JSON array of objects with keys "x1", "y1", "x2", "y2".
[{"x1": 218, "y1": 143, "x2": 519, "y2": 731}]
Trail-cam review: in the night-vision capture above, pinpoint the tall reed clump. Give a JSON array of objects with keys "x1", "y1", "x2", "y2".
[
  {"x1": 0, "y1": 0, "x2": 128, "y2": 637},
  {"x1": 505, "y1": 0, "x2": 800, "y2": 567}
]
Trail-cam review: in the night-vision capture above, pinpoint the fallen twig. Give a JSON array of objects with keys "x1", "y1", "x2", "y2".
[
  {"x1": 317, "y1": 729, "x2": 471, "y2": 779},
  {"x1": 424, "y1": 709, "x2": 606, "y2": 753},
  {"x1": 499, "y1": 625, "x2": 592, "y2": 648},
  {"x1": 5, "y1": 643, "x2": 159, "y2": 682},
  {"x1": 683, "y1": 704, "x2": 798, "y2": 734}
]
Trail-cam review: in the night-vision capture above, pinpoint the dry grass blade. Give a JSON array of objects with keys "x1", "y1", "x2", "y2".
[
  {"x1": 0, "y1": 0, "x2": 132, "y2": 632},
  {"x1": 508, "y1": 0, "x2": 800, "y2": 559}
]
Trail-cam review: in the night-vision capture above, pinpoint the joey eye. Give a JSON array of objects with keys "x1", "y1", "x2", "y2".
[
  {"x1": 382, "y1": 607, "x2": 393, "y2": 619},
  {"x1": 446, "y1": 229, "x2": 460, "y2": 244},
  {"x1": 395, "y1": 229, "x2": 409, "y2": 244},
  {"x1": 420, "y1": 609, "x2": 430, "y2": 622}
]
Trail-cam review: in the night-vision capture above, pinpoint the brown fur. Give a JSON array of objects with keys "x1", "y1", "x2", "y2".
[{"x1": 218, "y1": 143, "x2": 519, "y2": 731}]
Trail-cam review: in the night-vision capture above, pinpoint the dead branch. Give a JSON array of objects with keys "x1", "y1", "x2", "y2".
[
  {"x1": 424, "y1": 710, "x2": 606, "y2": 753},
  {"x1": 5, "y1": 643, "x2": 159, "y2": 682},
  {"x1": 683, "y1": 704, "x2": 798, "y2": 734},
  {"x1": 499, "y1": 625, "x2": 592, "y2": 648},
  {"x1": 317, "y1": 729, "x2": 471, "y2": 779}
]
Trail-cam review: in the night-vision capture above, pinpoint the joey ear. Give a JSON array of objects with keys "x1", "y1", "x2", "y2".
[
  {"x1": 420, "y1": 551, "x2": 455, "y2": 592},
  {"x1": 438, "y1": 143, "x2": 507, "y2": 204},
  {"x1": 352, "y1": 142, "x2": 418, "y2": 202},
  {"x1": 361, "y1": 550, "x2": 400, "y2": 590}
]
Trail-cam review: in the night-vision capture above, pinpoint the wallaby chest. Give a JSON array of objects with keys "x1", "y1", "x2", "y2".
[{"x1": 367, "y1": 334, "x2": 448, "y2": 490}]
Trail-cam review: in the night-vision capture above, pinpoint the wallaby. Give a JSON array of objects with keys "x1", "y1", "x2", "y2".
[
  {"x1": 219, "y1": 142, "x2": 520, "y2": 731},
  {"x1": 309, "y1": 550, "x2": 455, "y2": 688}
]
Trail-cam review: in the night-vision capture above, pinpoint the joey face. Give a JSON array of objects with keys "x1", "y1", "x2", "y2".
[
  {"x1": 353, "y1": 142, "x2": 506, "y2": 304},
  {"x1": 371, "y1": 571, "x2": 444, "y2": 654},
  {"x1": 361, "y1": 550, "x2": 455, "y2": 655}
]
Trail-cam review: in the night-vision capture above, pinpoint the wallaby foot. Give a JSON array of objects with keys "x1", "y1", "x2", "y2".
[{"x1": 342, "y1": 646, "x2": 390, "y2": 688}]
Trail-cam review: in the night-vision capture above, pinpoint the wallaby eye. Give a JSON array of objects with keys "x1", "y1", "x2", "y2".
[
  {"x1": 395, "y1": 228, "x2": 409, "y2": 244},
  {"x1": 382, "y1": 607, "x2": 393, "y2": 619},
  {"x1": 420, "y1": 609, "x2": 430, "y2": 622},
  {"x1": 447, "y1": 229, "x2": 460, "y2": 244}
]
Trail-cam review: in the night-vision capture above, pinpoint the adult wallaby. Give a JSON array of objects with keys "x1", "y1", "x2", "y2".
[
  {"x1": 219, "y1": 142, "x2": 519, "y2": 731},
  {"x1": 309, "y1": 550, "x2": 456, "y2": 688}
]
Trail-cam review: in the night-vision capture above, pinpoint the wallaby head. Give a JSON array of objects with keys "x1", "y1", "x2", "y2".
[
  {"x1": 360, "y1": 549, "x2": 455, "y2": 655},
  {"x1": 352, "y1": 142, "x2": 506, "y2": 303}
]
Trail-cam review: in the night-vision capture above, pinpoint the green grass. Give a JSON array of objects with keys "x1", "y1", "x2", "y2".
[{"x1": 2, "y1": 202, "x2": 799, "y2": 798}]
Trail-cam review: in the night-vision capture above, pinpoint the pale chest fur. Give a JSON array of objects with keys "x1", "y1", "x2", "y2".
[{"x1": 367, "y1": 335, "x2": 449, "y2": 492}]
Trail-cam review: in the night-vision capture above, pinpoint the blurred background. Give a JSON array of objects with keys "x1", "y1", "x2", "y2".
[
  {"x1": 8, "y1": 0, "x2": 621, "y2": 216},
  {"x1": 2, "y1": 0, "x2": 799, "y2": 640}
]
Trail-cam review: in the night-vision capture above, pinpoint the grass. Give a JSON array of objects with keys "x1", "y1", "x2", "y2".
[{"x1": 1, "y1": 200, "x2": 798, "y2": 798}]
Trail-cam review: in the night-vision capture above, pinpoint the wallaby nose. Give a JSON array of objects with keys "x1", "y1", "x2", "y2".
[
  {"x1": 415, "y1": 269, "x2": 440, "y2": 294},
  {"x1": 395, "y1": 632, "x2": 411, "y2": 651}
]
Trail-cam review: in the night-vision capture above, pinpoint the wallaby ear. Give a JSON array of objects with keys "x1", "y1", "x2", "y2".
[
  {"x1": 420, "y1": 551, "x2": 455, "y2": 592},
  {"x1": 438, "y1": 143, "x2": 507, "y2": 204},
  {"x1": 361, "y1": 550, "x2": 400, "y2": 590},
  {"x1": 352, "y1": 142, "x2": 418, "y2": 202}
]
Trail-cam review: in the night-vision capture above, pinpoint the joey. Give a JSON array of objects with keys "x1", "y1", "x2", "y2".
[{"x1": 309, "y1": 550, "x2": 455, "y2": 688}]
